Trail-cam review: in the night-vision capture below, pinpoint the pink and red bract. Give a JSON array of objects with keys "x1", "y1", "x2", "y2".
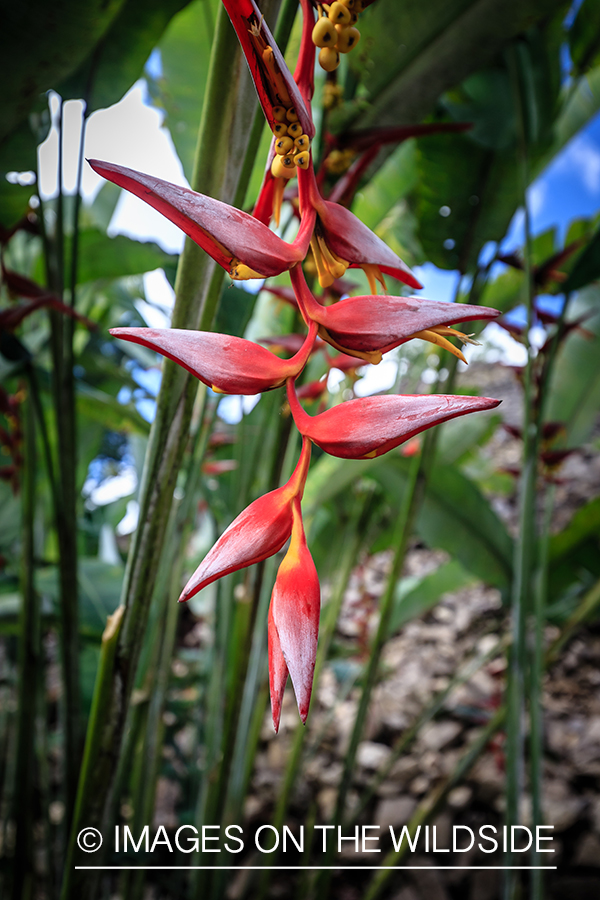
[{"x1": 101, "y1": 0, "x2": 501, "y2": 732}]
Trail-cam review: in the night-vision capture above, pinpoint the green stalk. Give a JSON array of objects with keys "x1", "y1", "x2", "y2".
[
  {"x1": 60, "y1": 5, "x2": 268, "y2": 894},
  {"x1": 504, "y1": 45, "x2": 537, "y2": 899},
  {"x1": 530, "y1": 482, "x2": 554, "y2": 899},
  {"x1": 11, "y1": 394, "x2": 40, "y2": 900},
  {"x1": 44, "y1": 96, "x2": 81, "y2": 826}
]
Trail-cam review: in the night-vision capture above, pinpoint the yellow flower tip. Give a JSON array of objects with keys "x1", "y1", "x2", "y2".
[
  {"x1": 210, "y1": 384, "x2": 228, "y2": 394},
  {"x1": 229, "y1": 260, "x2": 265, "y2": 280},
  {"x1": 415, "y1": 329, "x2": 468, "y2": 363},
  {"x1": 362, "y1": 264, "x2": 387, "y2": 295},
  {"x1": 362, "y1": 449, "x2": 377, "y2": 459}
]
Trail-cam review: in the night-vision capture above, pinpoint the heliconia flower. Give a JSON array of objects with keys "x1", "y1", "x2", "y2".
[
  {"x1": 87, "y1": 159, "x2": 316, "y2": 281},
  {"x1": 286, "y1": 378, "x2": 501, "y2": 459},
  {"x1": 290, "y1": 265, "x2": 499, "y2": 364},
  {"x1": 109, "y1": 321, "x2": 318, "y2": 395},
  {"x1": 268, "y1": 496, "x2": 320, "y2": 732},
  {"x1": 179, "y1": 438, "x2": 311, "y2": 601}
]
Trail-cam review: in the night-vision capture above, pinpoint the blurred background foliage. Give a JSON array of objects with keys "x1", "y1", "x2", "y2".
[{"x1": 2, "y1": 0, "x2": 600, "y2": 898}]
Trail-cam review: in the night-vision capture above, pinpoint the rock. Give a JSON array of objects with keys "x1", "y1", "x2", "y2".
[
  {"x1": 574, "y1": 833, "x2": 600, "y2": 867},
  {"x1": 375, "y1": 796, "x2": 417, "y2": 829},
  {"x1": 419, "y1": 720, "x2": 462, "y2": 752},
  {"x1": 356, "y1": 741, "x2": 392, "y2": 769}
]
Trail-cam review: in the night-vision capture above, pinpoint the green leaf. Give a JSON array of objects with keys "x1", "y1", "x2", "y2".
[
  {"x1": 337, "y1": 0, "x2": 565, "y2": 132},
  {"x1": 436, "y1": 411, "x2": 502, "y2": 465},
  {"x1": 75, "y1": 229, "x2": 177, "y2": 284},
  {"x1": 569, "y1": 0, "x2": 600, "y2": 75},
  {"x1": 390, "y1": 559, "x2": 476, "y2": 633},
  {"x1": 76, "y1": 382, "x2": 151, "y2": 434},
  {"x1": 304, "y1": 453, "x2": 513, "y2": 589},
  {"x1": 415, "y1": 462, "x2": 513, "y2": 589},
  {"x1": 546, "y1": 289, "x2": 600, "y2": 445},
  {"x1": 415, "y1": 130, "x2": 520, "y2": 272},
  {"x1": 1, "y1": 0, "x2": 124, "y2": 145},
  {"x1": 147, "y1": 0, "x2": 220, "y2": 178},
  {"x1": 36, "y1": 558, "x2": 124, "y2": 638},
  {"x1": 56, "y1": 0, "x2": 193, "y2": 113},
  {"x1": 563, "y1": 225, "x2": 600, "y2": 293},
  {"x1": 550, "y1": 495, "x2": 600, "y2": 563},
  {"x1": 214, "y1": 285, "x2": 257, "y2": 338}
]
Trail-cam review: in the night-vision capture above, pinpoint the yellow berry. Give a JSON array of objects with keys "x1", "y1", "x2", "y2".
[
  {"x1": 275, "y1": 136, "x2": 294, "y2": 155},
  {"x1": 294, "y1": 134, "x2": 310, "y2": 150},
  {"x1": 294, "y1": 151, "x2": 310, "y2": 170},
  {"x1": 312, "y1": 17, "x2": 337, "y2": 48},
  {"x1": 271, "y1": 154, "x2": 297, "y2": 179},
  {"x1": 319, "y1": 46, "x2": 340, "y2": 71},
  {"x1": 287, "y1": 122, "x2": 303, "y2": 138},
  {"x1": 328, "y1": 1, "x2": 352, "y2": 26},
  {"x1": 272, "y1": 106, "x2": 288, "y2": 122},
  {"x1": 336, "y1": 25, "x2": 360, "y2": 53},
  {"x1": 286, "y1": 106, "x2": 299, "y2": 122},
  {"x1": 273, "y1": 122, "x2": 288, "y2": 137}
]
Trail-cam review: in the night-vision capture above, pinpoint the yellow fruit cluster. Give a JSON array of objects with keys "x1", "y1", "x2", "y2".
[
  {"x1": 270, "y1": 106, "x2": 312, "y2": 179},
  {"x1": 312, "y1": 0, "x2": 362, "y2": 72}
]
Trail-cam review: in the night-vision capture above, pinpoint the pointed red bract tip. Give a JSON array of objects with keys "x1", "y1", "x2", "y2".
[{"x1": 268, "y1": 499, "x2": 320, "y2": 726}]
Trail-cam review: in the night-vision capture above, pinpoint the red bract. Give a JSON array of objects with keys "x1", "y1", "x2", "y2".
[
  {"x1": 298, "y1": 164, "x2": 422, "y2": 291},
  {"x1": 269, "y1": 496, "x2": 320, "y2": 732},
  {"x1": 87, "y1": 159, "x2": 315, "y2": 280},
  {"x1": 221, "y1": 0, "x2": 314, "y2": 136},
  {"x1": 291, "y1": 265, "x2": 499, "y2": 363},
  {"x1": 179, "y1": 438, "x2": 311, "y2": 602},
  {"x1": 286, "y1": 379, "x2": 501, "y2": 459},
  {"x1": 110, "y1": 322, "x2": 318, "y2": 394}
]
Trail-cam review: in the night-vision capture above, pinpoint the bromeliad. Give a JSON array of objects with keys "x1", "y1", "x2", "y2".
[{"x1": 102, "y1": 0, "x2": 501, "y2": 732}]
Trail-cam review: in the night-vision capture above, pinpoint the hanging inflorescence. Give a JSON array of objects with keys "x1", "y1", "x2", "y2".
[{"x1": 93, "y1": 0, "x2": 501, "y2": 732}]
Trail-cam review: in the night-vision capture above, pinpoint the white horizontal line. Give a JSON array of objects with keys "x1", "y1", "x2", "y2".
[{"x1": 75, "y1": 866, "x2": 557, "y2": 871}]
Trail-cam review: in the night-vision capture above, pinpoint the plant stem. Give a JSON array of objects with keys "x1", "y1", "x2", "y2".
[
  {"x1": 60, "y1": 4, "x2": 267, "y2": 893},
  {"x1": 11, "y1": 393, "x2": 40, "y2": 900}
]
